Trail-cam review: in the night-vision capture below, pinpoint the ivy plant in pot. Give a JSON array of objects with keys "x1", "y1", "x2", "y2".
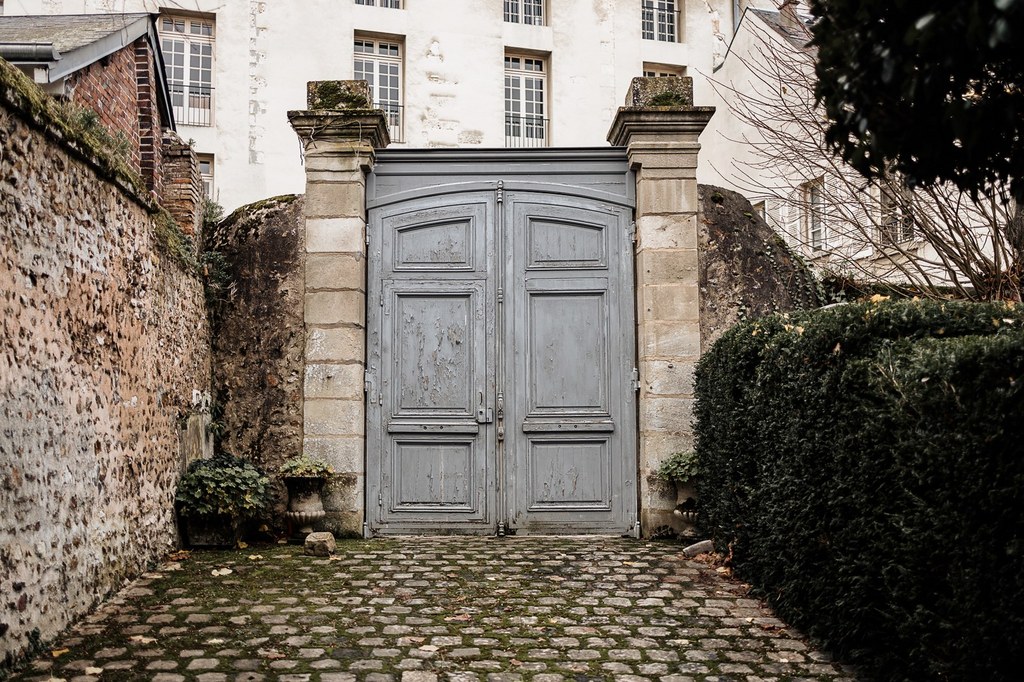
[
  {"x1": 656, "y1": 450, "x2": 700, "y2": 533},
  {"x1": 175, "y1": 453, "x2": 270, "y2": 548},
  {"x1": 279, "y1": 455, "x2": 333, "y2": 539}
]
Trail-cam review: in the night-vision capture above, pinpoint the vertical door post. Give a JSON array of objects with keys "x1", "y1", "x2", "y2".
[
  {"x1": 607, "y1": 77, "x2": 714, "y2": 536},
  {"x1": 289, "y1": 81, "x2": 390, "y2": 537}
]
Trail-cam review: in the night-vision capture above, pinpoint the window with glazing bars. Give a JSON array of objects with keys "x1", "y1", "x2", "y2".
[
  {"x1": 806, "y1": 179, "x2": 826, "y2": 250},
  {"x1": 160, "y1": 15, "x2": 214, "y2": 126},
  {"x1": 504, "y1": 55, "x2": 547, "y2": 146},
  {"x1": 641, "y1": 0, "x2": 678, "y2": 42},
  {"x1": 355, "y1": 0, "x2": 401, "y2": 7},
  {"x1": 354, "y1": 38, "x2": 403, "y2": 142},
  {"x1": 504, "y1": 0, "x2": 544, "y2": 25}
]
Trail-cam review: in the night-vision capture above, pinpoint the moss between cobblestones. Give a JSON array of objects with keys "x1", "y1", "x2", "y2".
[{"x1": 8, "y1": 539, "x2": 858, "y2": 681}]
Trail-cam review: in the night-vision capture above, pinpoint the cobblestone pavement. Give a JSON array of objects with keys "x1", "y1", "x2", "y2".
[{"x1": 12, "y1": 537, "x2": 858, "y2": 681}]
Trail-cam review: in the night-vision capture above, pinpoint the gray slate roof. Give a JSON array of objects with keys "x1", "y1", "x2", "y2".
[
  {"x1": 0, "y1": 13, "x2": 151, "y2": 79},
  {"x1": 749, "y1": 8, "x2": 814, "y2": 51}
]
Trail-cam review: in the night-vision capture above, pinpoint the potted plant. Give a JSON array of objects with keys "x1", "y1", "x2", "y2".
[
  {"x1": 280, "y1": 454, "x2": 333, "y2": 538},
  {"x1": 175, "y1": 453, "x2": 270, "y2": 547},
  {"x1": 656, "y1": 450, "x2": 700, "y2": 529}
]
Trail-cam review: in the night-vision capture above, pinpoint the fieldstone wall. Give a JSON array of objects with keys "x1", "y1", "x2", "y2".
[
  {"x1": 208, "y1": 195, "x2": 305, "y2": 521},
  {"x1": 698, "y1": 184, "x2": 822, "y2": 348},
  {"x1": 0, "y1": 63, "x2": 210, "y2": 669}
]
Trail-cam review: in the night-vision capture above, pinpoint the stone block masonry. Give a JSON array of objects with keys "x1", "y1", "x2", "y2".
[
  {"x1": 0, "y1": 62, "x2": 211, "y2": 669},
  {"x1": 608, "y1": 77, "x2": 715, "y2": 537},
  {"x1": 289, "y1": 80, "x2": 390, "y2": 537}
]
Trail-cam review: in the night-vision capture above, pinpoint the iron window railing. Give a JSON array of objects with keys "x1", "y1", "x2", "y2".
[
  {"x1": 375, "y1": 102, "x2": 403, "y2": 143},
  {"x1": 169, "y1": 84, "x2": 213, "y2": 127},
  {"x1": 641, "y1": 1, "x2": 680, "y2": 42},
  {"x1": 505, "y1": 114, "x2": 548, "y2": 147}
]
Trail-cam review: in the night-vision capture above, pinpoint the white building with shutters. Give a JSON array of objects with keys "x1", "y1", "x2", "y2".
[{"x1": 3, "y1": 0, "x2": 756, "y2": 211}]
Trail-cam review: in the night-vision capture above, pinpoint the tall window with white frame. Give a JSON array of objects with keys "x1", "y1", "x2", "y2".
[
  {"x1": 354, "y1": 38, "x2": 403, "y2": 143},
  {"x1": 160, "y1": 15, "x2": 214, "y2": 127},
  {"x1": 879, "y1": 181, "x2": 915, "y2": 244},
  {"x1": 641, "y1": 1, "x2": 679, "y2": 42},
  {"x1": 805, "y1": 179, "x2": 826, "y2": 251},
  {"x1": 504, "y1": 54, "x2": 547, "y2": 148},
  {"x1": 504, "y1": 0, "x2": 544, "y2": 25},
  {"x1": 354, "y1": 0, "x2": 401, "y2": 7}
]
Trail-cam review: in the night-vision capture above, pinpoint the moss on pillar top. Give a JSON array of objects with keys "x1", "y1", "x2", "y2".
[
  {"x1": 626, "y1": 76, "x2": 694, "y2": 108},
  {"x1": 306, "y1": 80, "x2": 371, "y2": 110}
]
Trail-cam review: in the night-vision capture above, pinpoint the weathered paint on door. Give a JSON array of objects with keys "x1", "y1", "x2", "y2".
[{"x1": 366, "y1": 149, "x2": 636, "y2": 535}]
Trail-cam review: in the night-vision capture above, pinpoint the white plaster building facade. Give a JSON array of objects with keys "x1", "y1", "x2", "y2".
[
  {"x1": 699, "y1": 3, "x2": 1018, "y2": 297},
  {"x1": 6, "y1": 0, "x2": 749, "y2": 212}
]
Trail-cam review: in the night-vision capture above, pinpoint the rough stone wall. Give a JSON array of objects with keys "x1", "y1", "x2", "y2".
[
  {"x1": 697, "y1": 184, "x2": 822, "y2": 348},
  {"x1": 0, "y1": 67, "x2": 210, "y2": 668},
  {"x1": 208, "y1": 195, "x2": 305, "y2": 522}
]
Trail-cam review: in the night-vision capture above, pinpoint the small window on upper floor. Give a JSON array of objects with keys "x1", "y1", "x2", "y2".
[
  {"x1": 642, "y1": 1, "x2": 679, "y2": 42},
  {"x1": 802, "y1": 178, "x2": 826, "y2": 251},
  {"x1": 197, "y1": 154, "x2": 215, "y2": 199},
  {"x1": 160, "y1": 14, "x2": 215, "y2": 127},
  {"x1": 355, "y1": 0, "x2": 402, "y2": 7},
  {"x1": 504, "y1": 0, "x2": 545, "y2": 26},
  {"x1": 642, "y1": 63, "x2": 686, "y2": 78},
  {"x1": 879, "y1": 180, "x2": 916, "y2": 244}
]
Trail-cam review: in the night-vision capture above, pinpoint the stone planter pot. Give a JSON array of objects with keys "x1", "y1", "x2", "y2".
[
  {"x1": 672, "y1": 479, "x2": 699, "y2": 537},
  {"x1": 284, "y1": 476, "x2": 327, "y2": 538},
  {"x1": 182, "y1": 514, "x2": 240, "y2": 548}
]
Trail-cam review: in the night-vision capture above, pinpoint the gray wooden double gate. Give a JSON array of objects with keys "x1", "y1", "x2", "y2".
[{"x1": 365, "y1": 149, "x2": 637, "y2": 535}]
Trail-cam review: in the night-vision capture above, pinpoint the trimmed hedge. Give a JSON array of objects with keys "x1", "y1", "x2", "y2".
[{"x1": 695, "y1": 299, "x2": 1024, "y2": 680}]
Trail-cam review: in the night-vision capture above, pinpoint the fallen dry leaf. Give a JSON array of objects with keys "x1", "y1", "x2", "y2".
[
  {"x1": 206, "y1": 638, "x2": 225, "y2": 645},
  {"x1": 211, "y1": 568, "x2": 233, "y2": 577},
  {"x1": 237, "y1": 541, "x2": 249, "y2": 549},
  {"x1": 257, "y1": 648, "x2": 286, "y2": 659},
  {"x1": 128, "y1": 635, "x2": 157, "y2": 645},
  {"x1": 50, "y1": 648, "x2": 69, "y2": 658},
  {"x1": 167, "y1": 550, "x2": 191, "y2": 561},
  {"x1": 248, "y1": 554, "x2": 263, "y2": 561}
]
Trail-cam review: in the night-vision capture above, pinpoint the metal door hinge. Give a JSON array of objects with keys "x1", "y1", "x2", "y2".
[
  {"x1": 378, "y1": 492, "x2": 383, "y2": 508},
  {"x1": 630, "y1": 367, "x2": 640, "y2": 392},
  {"x1": 628, "y1": 221, "x2": 637, "y2": 244}
]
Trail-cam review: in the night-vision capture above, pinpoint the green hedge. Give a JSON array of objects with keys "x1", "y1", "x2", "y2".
[{"x1": 694, "y1": 299, "x2": 1024, "y2": 680}]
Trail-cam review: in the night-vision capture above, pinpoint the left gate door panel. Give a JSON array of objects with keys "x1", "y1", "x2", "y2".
[{"x1": 368, "y1": 196, "x2": 495, "y2": 532}]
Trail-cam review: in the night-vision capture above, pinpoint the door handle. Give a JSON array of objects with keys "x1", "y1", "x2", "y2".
[
  {"x1": 476, "y1": 407, "x2": 493, "y2": 424},
  {"x1": 496, "y1": 393, "x2": 505, "y2": 441}
]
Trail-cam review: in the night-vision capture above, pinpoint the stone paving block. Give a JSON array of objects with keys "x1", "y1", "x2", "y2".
[{"x1": 7, "y1": 538, "x2": 859, "y2": 681}]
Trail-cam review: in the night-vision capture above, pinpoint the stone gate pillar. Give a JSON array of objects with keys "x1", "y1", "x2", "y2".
[
  {"x1": 289, "y1": 81, "x2": 389, "y2": 536},
  {"x1": 607, "y1": 78, "x2": 714, "y2": 535}
]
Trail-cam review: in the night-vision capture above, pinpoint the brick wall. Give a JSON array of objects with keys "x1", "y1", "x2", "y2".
[
  {"x1": 160, "y1": 131, "x2": 203, "y2": 240},
  {"x1": 0, "y1": 62, "x2": 210, "y2": 670},
  {"x1": 135, "y1": 37, "x2": 163, "y2": 196},
  {"x1": 65, "y1": 37, "x2": 166, "y2": 195}
]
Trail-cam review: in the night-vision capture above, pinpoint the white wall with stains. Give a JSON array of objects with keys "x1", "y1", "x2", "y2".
[{"x1": 6, "y1": 0, "x2": 736, "y2": 212}]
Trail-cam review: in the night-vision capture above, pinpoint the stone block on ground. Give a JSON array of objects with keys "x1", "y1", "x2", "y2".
[{"x1": 304, "y1": 532, "x2": 336, "y2": 557}]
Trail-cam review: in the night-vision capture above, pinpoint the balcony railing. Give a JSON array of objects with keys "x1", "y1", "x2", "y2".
[
  {"x1": 375, "y1": 102, "x2": 403, "y2": 143},
  {"x1": 169, "y1": 84, "x2": 213, "y2": 127},
  {"x1": 505, "y1": 114, "x2": 548, "y2": 148},
  {"x1": 641, "y1": 5, "x2": 680, "y2": 42}
]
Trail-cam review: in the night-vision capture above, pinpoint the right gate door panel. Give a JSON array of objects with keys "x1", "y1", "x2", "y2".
[{"x1": 505, "y1": 193, "x2": 637, "y2": 534}]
